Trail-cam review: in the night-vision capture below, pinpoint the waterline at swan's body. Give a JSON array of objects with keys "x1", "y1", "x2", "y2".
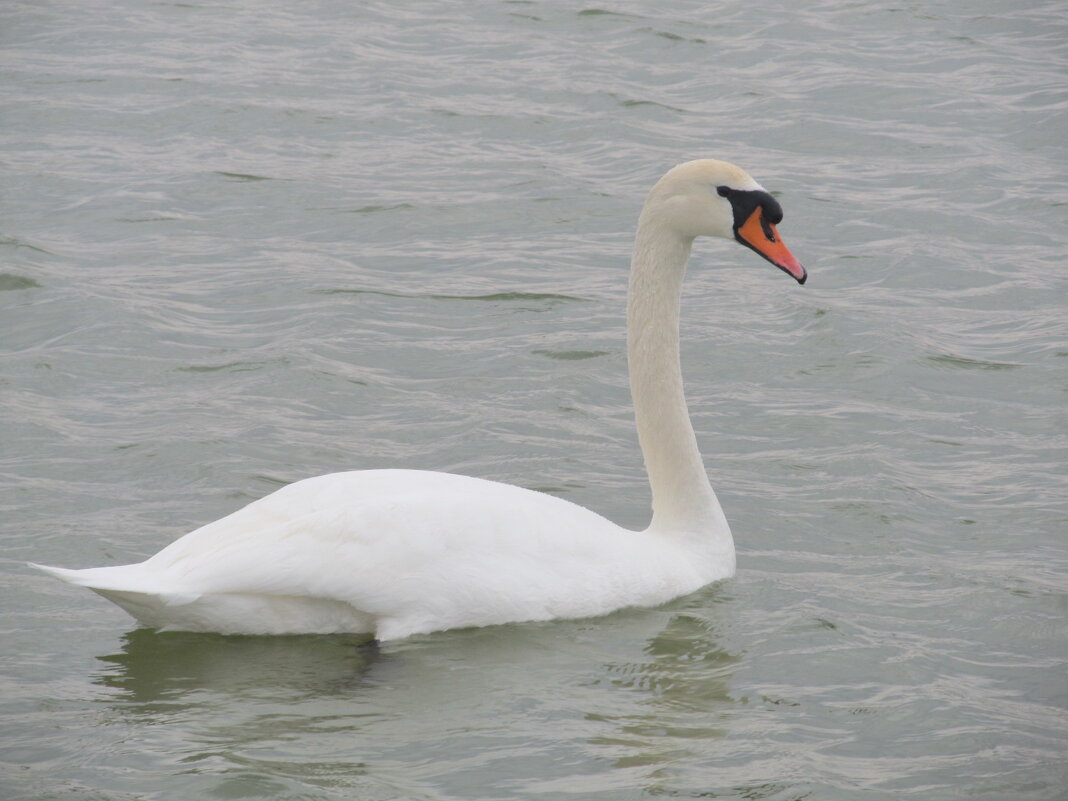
[{"x1": 33, "y1": 159, "x2": 806, "y2": 639}]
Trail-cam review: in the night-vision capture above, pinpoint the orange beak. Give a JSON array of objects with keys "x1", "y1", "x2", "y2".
[{"x1": 736, "y1": 207, "x2": 807, "y2": 284}]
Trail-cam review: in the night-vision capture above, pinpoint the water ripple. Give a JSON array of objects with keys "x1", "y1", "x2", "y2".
[{"x1": 3, "y1": 1, "x2": 1067, "y2": 799}]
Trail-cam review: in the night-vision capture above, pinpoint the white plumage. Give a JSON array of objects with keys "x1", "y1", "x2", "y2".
[{"x1": 33, "y1": 159, "x2": 806, "y2": 639}]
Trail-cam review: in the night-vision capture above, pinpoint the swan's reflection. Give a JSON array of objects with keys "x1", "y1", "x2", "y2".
[
  {"x1": 580, "y1": 588, "x2": 741, "y2": 783},
  {"x1": 95, "y1": 629, "x2": 380, "y2": 707},
  {"x1": 90, "y1": 595, "x2": 740, "y2": 797}
]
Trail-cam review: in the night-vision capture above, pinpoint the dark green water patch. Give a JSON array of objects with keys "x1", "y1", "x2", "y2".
[{"x1": 0, "y1": 273, "x2": 41, "y2": 291}]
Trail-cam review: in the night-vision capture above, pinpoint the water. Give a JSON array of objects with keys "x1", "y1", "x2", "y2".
[{"x1": 2, "y1": 1, "x2": 1066, "y2": 798}]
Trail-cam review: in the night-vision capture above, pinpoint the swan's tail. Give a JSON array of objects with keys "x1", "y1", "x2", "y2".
[
  {"x1": 30, "y1": 562, "x2": 201, "y2": 627},
  {"x1": 30, "y1": 562, "x2": 373, "y2": 634},
  {"x1": 31, "y1": 561, "x2": 179, "y2": 594}
]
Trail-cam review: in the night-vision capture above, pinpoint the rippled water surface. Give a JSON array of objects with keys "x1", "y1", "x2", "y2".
[{"x1": 3, "y1": 1, "x2": 1067, "y2": 799}]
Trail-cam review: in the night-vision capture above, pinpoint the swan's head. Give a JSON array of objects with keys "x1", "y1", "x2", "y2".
[{"x1": 643, "y1": 159, "x2": 807, "y2": 284}]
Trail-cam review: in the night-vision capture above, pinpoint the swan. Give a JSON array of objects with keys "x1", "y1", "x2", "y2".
[{"x1": 32, "y1": 159, "x2": 806, "y2": 640}]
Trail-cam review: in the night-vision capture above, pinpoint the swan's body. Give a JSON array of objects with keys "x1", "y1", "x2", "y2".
[{"x1": 34, "y1": 159, "x2": 806, "y2": 639}]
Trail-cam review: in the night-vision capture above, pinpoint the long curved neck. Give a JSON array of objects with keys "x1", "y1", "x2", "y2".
[{"x1": 627, "y1": 216, "x2": 731, "y2": 545}]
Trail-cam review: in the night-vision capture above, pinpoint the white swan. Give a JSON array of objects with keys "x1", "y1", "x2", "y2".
[{"x1": 33, "y1": 159, "x2": 806, "y2": 640}]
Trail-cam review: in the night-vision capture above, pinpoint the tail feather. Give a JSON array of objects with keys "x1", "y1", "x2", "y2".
[
  {"x1": 29, "y1": 562, "x2": 200, "y2": 605},
  {"x1": 30, "y1": 562, "x2": 375, "y2": 634},
  {"x1": 30, "y1": 562, "x2": 102, "y2": 587}
]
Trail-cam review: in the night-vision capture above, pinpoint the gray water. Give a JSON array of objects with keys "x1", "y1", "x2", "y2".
[{"x1": 2, "y1": 1, "x2": 1066, "y2": 799}]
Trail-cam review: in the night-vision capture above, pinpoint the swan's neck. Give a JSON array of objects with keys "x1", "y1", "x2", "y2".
[{"x1": 628, "y1": 218, "x2": 731, "y2": 548}]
